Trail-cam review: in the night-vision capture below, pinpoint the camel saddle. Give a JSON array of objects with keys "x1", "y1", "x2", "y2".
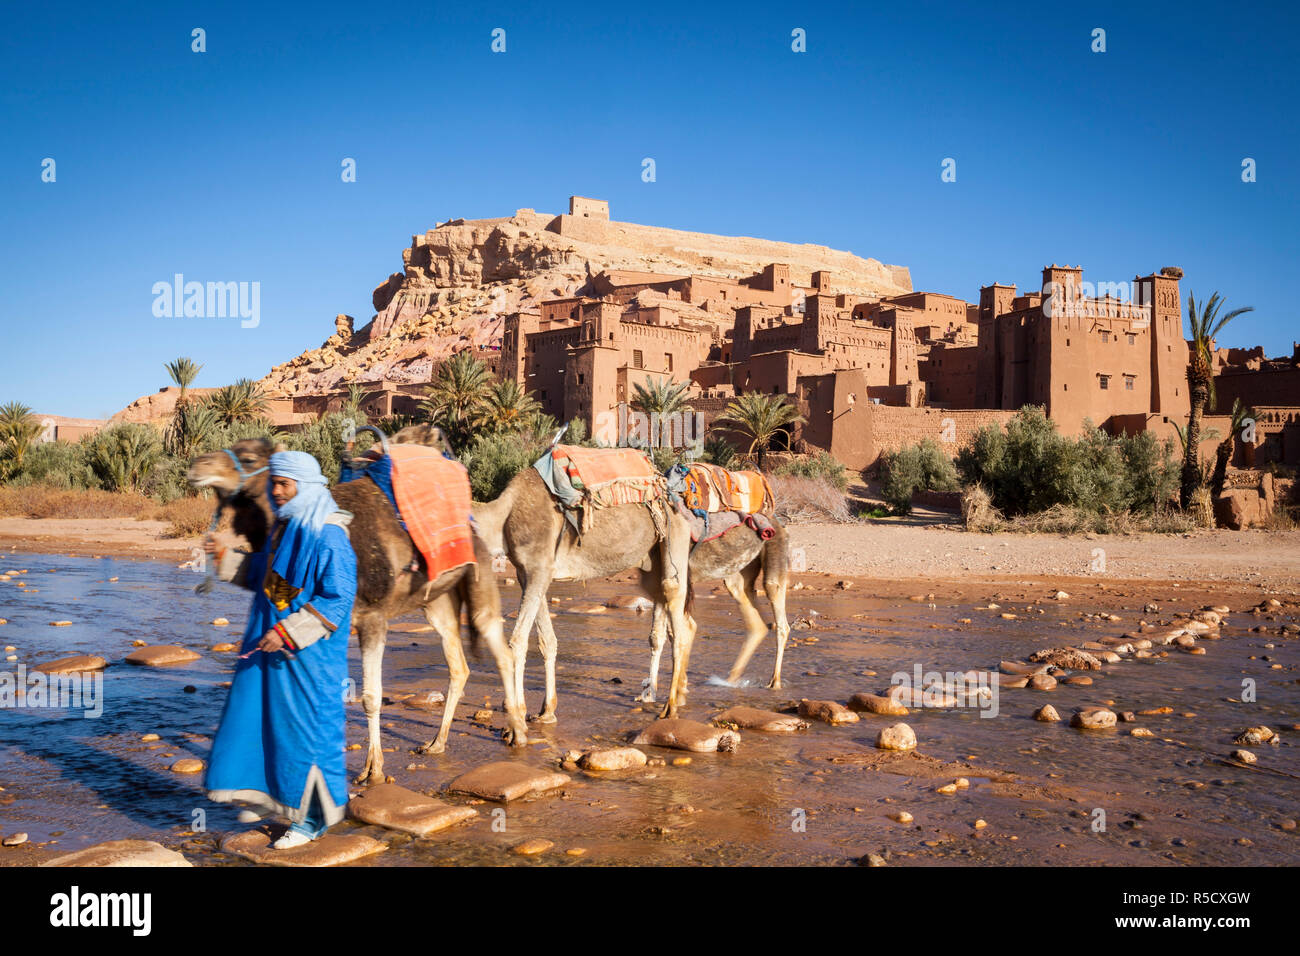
[
  {"x1": 342, "y1": 444, "x2": 476, "y2": 581},
  {"x1": 676, "y1": 462, "x2": 775, "y2": 517},
  {"x1": 534, "y1": 444, "x2": 667, "y2": 534}
]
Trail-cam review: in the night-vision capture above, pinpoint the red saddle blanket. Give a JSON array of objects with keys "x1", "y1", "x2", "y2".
[{"x1": 387, "y1": 444, "x2": 476, "y2": 580}]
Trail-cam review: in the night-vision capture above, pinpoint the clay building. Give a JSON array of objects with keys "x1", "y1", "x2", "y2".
[{"x1": 971, "y1": 265, "x2": 1190, "y2": 440}]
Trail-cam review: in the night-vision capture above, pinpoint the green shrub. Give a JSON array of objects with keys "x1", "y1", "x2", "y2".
[
  {"x1": 773, "y1": 451, "x2": 849, "y2": 491},
  {"x1": 461, "y1": 429, "x2": 549, "y2": 501},
  {"x1": 957, "y1": 407, "x2": 1180, "y2": 516},
  {"x1": 881, "y1": 438, "x2": 958, "y2": 513},
  {"x1": 83, "y1": 423, "x2": 164, "y2": 494},
  {"x1": 12, "y1": 440, "x2": 99, "y2": 490},
  {"x1": 702, "y1": 435, "x2": 738, "y2": 468}
]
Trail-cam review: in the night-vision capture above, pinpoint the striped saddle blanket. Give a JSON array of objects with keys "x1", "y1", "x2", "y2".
[
  {"x1": 535, "y1": 444, "x2": 667, "y2": 532},
  {"x1": 678, "y1": 462, "x2": 775, "y2": 517}
]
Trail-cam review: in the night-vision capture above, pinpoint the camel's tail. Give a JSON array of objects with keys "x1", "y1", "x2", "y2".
[
  {"x1": 470, "y1": 480, "x2": 516, "y2": 559},
  {"x1": 761, "y1": 522, "x2": 791, "y2": 593}
]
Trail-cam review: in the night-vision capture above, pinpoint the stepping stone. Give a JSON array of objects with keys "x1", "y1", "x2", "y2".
[
  {"x1": 125, "y1": 645, "x2": 201, "y2": 666},
  {"x1": 797, "y1": 699, "x2": 859, "y2": 724},
  {"x1": 999, "y1": 660, "x2": 1051, "y2": 676},
  {"x1": 846, "y1": 693, "x2": 908, "y2": 716},
  {"x1": 346, "y1": 783, "x2": 478, "y2": 837},
  {"x1": 631, "y1": 718, "x2": 741, "y2": 753},
  {"x1": 563, "y1": 603, "x2": 607, "y2": 614},
  {"x1": 1070, "y1": 707, "x2": 1117, "y2": 730},
  {"x1": 445, "y1": 762, "x2": 571, "y2": 802},
  {"x1": 578, "y1": 747, "x2": 649, "y2": 770},
  {"x1": 219, "y1": 830, "x2": 386, "y2": 867},
  {"x1": 33, "y1": 655, "x2": 107, "y2": 675},
  {"x1": 42, "y1": 839, "x2": 191, "y2": 867},
  {"x1": 713, "y1": 706, "x2": 809, "y2": 732}
]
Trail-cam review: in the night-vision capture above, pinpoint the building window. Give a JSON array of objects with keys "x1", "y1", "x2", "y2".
[
  {"x1": 1101, "y1": 331, "x2": 1110, "y2": 343},
  {"x1": 578, "y1": 373, "x2": 585, "y2": 385},
  {"x1": 633, "y1": 350, "x2": 644, "y2": 369},
  {"x1": 1127, "y1": 334, "x2": 1136, "y2": 346},
  {"x1": 665, "y1": 354, "x2": 673, "y2": 372},
  {"x1": 1099, "y1": 375, "x2": 1110, "y2": 390},
  {"x1": 1124, "y1": 375, "x2": 1135, "y2": 391}
]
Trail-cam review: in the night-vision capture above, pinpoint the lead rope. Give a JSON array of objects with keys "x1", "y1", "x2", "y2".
[{"x1": 194, "y1": 448, "x2": 269, "y2": 594}]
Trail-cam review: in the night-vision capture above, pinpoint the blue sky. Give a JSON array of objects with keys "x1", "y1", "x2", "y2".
[{"x1": 2, "y1": 0, "x2": 1296, "y2": 418}]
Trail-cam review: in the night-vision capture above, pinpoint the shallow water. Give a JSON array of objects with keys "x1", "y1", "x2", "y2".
[{"x1": 0, "y1": 552, "x2": 1297, "y2": 866}]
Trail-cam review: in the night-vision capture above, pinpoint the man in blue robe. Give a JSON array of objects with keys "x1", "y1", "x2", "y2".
[{"x1": 203, "y1": 450, "x2": 358, "y2": 849}]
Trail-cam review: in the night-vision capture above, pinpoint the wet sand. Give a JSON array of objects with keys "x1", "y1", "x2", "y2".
[{"x1": 0, "y1": 547, "x2": 1296, "y2": 866}]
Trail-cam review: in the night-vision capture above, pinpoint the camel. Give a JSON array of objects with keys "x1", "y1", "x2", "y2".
[
  {"x1": 466, "y1": 464, "x2": 699, "y2": 724},
  {"x1": 637, "y1": 519, "x2": 792, "y2": 704},
  {"x1": 187, "y1": 436, "x2": 527, "y2": 785}
]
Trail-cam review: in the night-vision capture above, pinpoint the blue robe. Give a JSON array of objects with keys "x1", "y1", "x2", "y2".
[{"x1": 204, "y1": 519, "x2": 358, "y2": 826}]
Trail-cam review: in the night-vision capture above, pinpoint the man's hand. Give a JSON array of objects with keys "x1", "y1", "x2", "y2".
[
  {"x1": 202, "y1": 533, "x2": 219, "y2": 556},
  {"x1": 258, "y1": 629, "x2": 285, "y2": 654}
]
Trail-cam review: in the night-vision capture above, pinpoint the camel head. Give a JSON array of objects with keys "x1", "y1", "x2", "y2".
[{"x1": 187, "y1": 437, "x2": 275, "y2": 502}]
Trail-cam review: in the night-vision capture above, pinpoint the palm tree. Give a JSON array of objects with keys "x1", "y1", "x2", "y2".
[
  {"x1": 208, "y1": 379, "x2": 269, "y2": 426},
  {"x1": 716, "y1": 392, "x2": 805, "y2": 469},
  {"x1": 419, "y1": 352, "x2": 493, "y2": 450},
  {"x1": 1210, "y1": 398, "x2": 1253, "y2": 499},
  {"x1": 479, "y1": 379, "x2": 541, "y2": 435},
  {"x1": 164, "y1": 357, "x2": 203, "y2": 407},
  {"x1": 164, "y1": 399, "x2": 220, "y2": 460},
  {"x1": 629, "y1": 376, "x2": 692, "y2": 449},
  {"x1": 1181, "y1": 291, "x2": 1253, "y2": 508},
  {"x1": 0, "y1": 402, "x2": 42, "y2": 479}
]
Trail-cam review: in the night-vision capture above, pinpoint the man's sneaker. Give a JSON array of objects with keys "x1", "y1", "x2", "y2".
[{"x1": 272, "y1": 828, "x2": 314, "y2": 850}]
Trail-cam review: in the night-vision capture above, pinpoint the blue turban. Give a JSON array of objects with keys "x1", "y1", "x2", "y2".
[{"x1": 268, "y1": 451, "x2": 341, "y2": 590}]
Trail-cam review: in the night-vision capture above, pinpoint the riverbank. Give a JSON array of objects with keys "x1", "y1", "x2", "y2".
[{"x1": 2, "y1": 516, "x2": 1297, "y2": 591}]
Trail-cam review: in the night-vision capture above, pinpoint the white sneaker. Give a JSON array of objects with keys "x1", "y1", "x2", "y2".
[{"x1": 272, "y1": 829, "x2": 314, "y2": 850}]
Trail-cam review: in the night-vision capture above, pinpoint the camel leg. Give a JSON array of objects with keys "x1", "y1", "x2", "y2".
[
  {"x1": 659, "y1": 531, "x2": 697, "y2": 718},
  {"x1": 465, "y1": 571, "x2": 528, "y2": 748},
  {"x1": 355, "y1": 613, "x2": 388, "y2": 786},
  {"x1": 723, "y1": 561, "x2": 769, "y2": 685},
  {"x1": 534, "y1": 594, "x2": 561, "y2": 724},
  {"x1": 766, "y1": 557, "x2": 791, "y2": 690},
  {"x1": 413, "y1": 594, "x2": 467, "y2": 755},
  {"x1": 510, "y1": 565, "x2": 552, "y2": 722},
  {"x1": 637, "y1": 601, "x2": 669, "y2": 703}
]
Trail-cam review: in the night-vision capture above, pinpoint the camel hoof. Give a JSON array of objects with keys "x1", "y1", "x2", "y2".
[
  {"x1": 635, "y1": 691, "x2": 656, "y2": 704},
  {"x1": 533, "y1": 711, "x2": 557, "y2": 725},
  {"x1": 767, "y1": 679, "x2": 782, "y2": 690},
  {"x1": 416, "y1": 740, "x2": 445, "y2": 756},
  {"x1": 353, "y1": 768, "x2": 384, "y2": 786},
  {"x1": 502, "y1": 727, "x2": 529, "y2": 748}
]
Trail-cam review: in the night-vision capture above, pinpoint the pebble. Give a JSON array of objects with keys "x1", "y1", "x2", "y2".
[
  {"x1": 797, "y1": 699, "x2": 859, "y2": 725},
  {"x1": 974, "y1": 819, "x2": 987, "y2": 829},
  {"x1": 875, "y1": 723, "x2": 916, "y2": 752},
  {"x1": 1027, "y1": 674, "x2": 1058, "y2": 691},
  {"x1": 1234, "y1": 726, "x2": 1277, "y2": 746},
  {"x1": 170, "y1": 758, "x2": 204, "y2": 774},
  {"x1": 48, "y1": 621, "x2": 73, "y2": 627},
  {"x1": 1033, "y1": 704, "x2": 1060, "y2": 722},
  {"x1": 2, "y1": 833, "x2": 28, "y2": 847},
  {"x1": 211, "y1": 618, "x2": 229, "y2": 627},
  {"x1": 211, "y1": 643, "x2": 237, "y2": 653},
  {"x1": 890, "y1": 811, "x2": 913, "y2": 824},
  {"x1": 510, "y1": 838, "x2": 554, "y2": 856},
  {"x1": 1232, "y1": 749, "x2": 1257, "y2": 765},
  {"x1": 936, "y1": 783, "x2": 958, "y2": 795},
  {"x1": 141, "y1": 733, "x2": 160, "y2": 742},
  {"x1": 1070, "y1": 707, "x2": 1117, "y2": 730}
]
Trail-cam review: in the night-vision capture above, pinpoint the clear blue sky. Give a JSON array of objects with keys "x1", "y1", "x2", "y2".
[{"x1": 2, "y1": 0, "x2": 1296, "y2": 418}]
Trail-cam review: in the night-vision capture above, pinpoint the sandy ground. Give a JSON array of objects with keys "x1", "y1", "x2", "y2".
[{"x1": 3, "y1": 516, "x2": 1296, "y2": 591}]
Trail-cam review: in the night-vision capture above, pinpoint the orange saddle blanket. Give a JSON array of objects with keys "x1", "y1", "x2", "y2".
[
  {"x1": 387, "y1": 444, "x2": 476, "y2": 580},
  {"x1": 682, "y1": 462, "x2": 775, "y2": 516}
]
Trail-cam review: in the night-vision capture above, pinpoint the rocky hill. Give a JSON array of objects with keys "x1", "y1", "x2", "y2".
[{"x1": 256, "y1": 202, "x2": 912, "y2": 398}]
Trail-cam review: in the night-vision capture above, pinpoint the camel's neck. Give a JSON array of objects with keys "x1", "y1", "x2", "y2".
[{"x1": 470, "y1": 482, "x2": 516, "y2": 554}]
